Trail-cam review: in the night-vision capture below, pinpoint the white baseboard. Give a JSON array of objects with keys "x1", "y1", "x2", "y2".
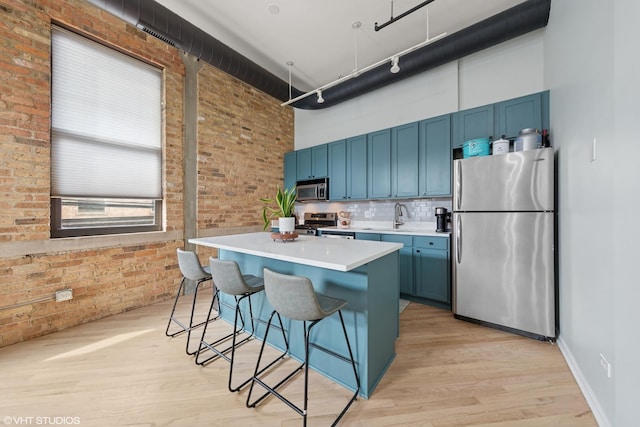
[{"x1": 557, "y1": 336, "x2": 611, "y2": 427}]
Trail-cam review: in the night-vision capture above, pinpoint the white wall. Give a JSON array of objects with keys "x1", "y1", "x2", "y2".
[
  {"x1": 612, "y1": 1, "x2": 640, "y2": 426},
  {"x1": 544, "y1": 0, "x2": 639, "y2": 426},
  {"x1": 294, "y1": 30, "x2": 545, "y2": 149}
]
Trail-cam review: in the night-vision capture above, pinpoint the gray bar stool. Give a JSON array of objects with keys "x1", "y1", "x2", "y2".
[
  {"x1": 246, "y1": 268, "x2": 360, "y2": 426},
  {"x1": 196, "y1": 258, "x2": 289, "y2": 392},
  {"x1": 165, "y1": 248, "x2": 219, "y2": 355}
]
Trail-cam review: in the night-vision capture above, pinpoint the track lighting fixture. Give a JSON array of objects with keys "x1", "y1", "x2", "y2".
[
  {"x1": 390, "y1": 56, "x2": 400, "y2": 73},
  {"x1": 281, "y1": 5, "x2": 445, "y2": 107}
]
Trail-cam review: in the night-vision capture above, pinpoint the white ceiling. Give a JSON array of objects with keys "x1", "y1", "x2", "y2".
[{"x1": 154, "y1": 0, "x2": 526, "y2": 92}]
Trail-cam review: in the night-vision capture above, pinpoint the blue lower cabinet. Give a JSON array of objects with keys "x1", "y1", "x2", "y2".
[
  {"x1": 382, "y1": 234, "x2": 414, "y2": 295},
  {"x1": 355, "y1": 233, "x2": 381, "y2": 241},
  {"x1": 413, "y1": 236, "x2": 450, "y2": 307}
]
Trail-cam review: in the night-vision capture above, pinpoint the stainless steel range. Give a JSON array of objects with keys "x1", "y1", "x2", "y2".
[{"x1": 295, "y1": 212, "x2": 337, "y2": 235}]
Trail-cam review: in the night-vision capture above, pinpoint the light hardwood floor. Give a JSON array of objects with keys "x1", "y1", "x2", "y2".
[{"x1": 0, "y1": 292, "x2": 597, "y2": 426}]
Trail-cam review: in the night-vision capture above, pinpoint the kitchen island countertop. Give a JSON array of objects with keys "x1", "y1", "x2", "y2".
[{"x1": 190, "y1": 232, "x2": 402, "y2": 272}]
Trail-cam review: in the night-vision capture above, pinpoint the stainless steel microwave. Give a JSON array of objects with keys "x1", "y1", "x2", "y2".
[{"x1": 296, "y1": 178, "x2": 329, "y2": 201}]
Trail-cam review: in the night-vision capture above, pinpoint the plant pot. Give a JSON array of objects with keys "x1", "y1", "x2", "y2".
[{"x1": 279, "y1": 217, "x2": 295, "y2": 234}]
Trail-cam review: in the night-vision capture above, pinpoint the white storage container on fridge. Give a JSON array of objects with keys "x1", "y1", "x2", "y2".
[
  {"x1": 492, "y1": 137, "x2": 510, "y2": 155},
  {"x1": 514, "y1": 128, "x2": 541, "y2": 151}
]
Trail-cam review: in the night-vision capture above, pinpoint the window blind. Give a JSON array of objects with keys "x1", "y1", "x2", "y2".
[{"x1": 51, "y1": 26, "x2": 162, "y2": 199}]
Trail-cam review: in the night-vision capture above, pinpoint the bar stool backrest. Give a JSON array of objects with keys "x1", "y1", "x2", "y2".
[
  {"x1": 209, "y1": 258, "x2": 254, "y2": 296},
  {"x1": 263, "y1": 268, "x2": 326, "y2": 322},
  {"x1": 177, "y1": 249, "x2": 209, "y2": 281}
]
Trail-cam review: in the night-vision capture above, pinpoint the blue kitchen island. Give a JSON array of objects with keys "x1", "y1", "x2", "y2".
[{"x1": 190, "y1": 232, "x2": 402, "y2": 398}]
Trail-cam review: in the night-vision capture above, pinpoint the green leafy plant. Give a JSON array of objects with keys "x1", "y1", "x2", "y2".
[{"x1": 260, "y1": 186, "x2": 297, "y2": 230}]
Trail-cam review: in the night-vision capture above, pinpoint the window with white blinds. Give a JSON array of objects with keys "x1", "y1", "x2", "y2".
[{"x1": 50, "y1": 26, "x2": 163, "y2": 237}]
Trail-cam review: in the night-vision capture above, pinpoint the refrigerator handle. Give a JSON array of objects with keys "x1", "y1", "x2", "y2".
[
  {"x1": 456, "y1": 161, "x2": 462, "y2": 210},
  {"x1": 456, "y1": 214, "x2": 462, "y2": 264}
]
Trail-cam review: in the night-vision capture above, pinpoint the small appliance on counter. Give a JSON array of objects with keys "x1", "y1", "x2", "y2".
[
  {"x1": 435, "y1": 207, "x2": 450, "y2": 232},
  {"x1": 337, "y1": 211, "x2": 351, "y2": 228},
  {"x1": 294, "y1": 212, "x2": 337, "y2": 236}
]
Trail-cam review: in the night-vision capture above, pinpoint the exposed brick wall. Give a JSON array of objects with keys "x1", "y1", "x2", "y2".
[
  {"x1": 0, "y1": 0, "x2": 294, "y2": 347},
  {"x1": 197, "y1": 67, "x2": 295, "y2": 231}
]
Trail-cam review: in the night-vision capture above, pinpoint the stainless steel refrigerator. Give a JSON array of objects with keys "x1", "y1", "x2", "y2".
[{"x1": 452, "y1": 147, "x2": 555, "y2": 340}]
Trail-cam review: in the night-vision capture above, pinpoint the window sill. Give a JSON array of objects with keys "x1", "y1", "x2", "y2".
[{"x1": 0, "y1": 230, "x2": 183, "y2": 258}]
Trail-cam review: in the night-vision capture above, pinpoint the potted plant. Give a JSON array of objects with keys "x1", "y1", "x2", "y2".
[{"x1": 260, "y1": 186, "x2": 297, "y2": 233}]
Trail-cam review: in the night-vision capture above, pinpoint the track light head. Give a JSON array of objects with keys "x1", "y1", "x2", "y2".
[
  {"x1": 390, "y1": 56, "x2": 400, "y2": 74},
  {"x1": 316, "y1": 90, "x2": 324, "y2": 104}
]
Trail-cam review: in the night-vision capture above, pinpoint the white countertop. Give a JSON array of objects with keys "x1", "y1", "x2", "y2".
[
  {"x1": 318, "y1": 221, "x2": 451, "y2": 237},
  {"x1": 189, "y1": 232, "x2": 403, "y2": 272}
]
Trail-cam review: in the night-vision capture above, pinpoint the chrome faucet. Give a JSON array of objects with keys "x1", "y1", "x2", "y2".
[{"x1": 393, "y1": 202, "x2": 409, "y2": 229}]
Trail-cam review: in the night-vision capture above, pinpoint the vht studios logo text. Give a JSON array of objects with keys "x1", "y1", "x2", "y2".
[{"x1": 3, "y1": 416, "x2": 81, "y2": 425}]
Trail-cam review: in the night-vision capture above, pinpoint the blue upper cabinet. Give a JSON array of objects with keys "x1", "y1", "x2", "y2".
[
  {"x1": 347, "y1": 135, "x2": 368, "y2": 199},
  {"x1": 328, "y1": 139, "x2": 347, "y2": 200},
  {"x1": 311, "y1": 144, "x2": 328, "y2": 177},
  {"x1": 367, "y1": 129, "x2": 392, "y2": 199},
  {"x1": 452, "y1": 105, "x2": 495, "y2": 148},
  {"x1": 284, "y1": 151, "x2": 297, "y2": 191},
  {"x1": 419, "y1": 114, "x2": 452, "y2": 197},
  {"x1": 296, "y1": 145, "x2": 327, "y2": 180},
  {"x1": 495, "y1": 92, "x2": 543, "y2": 139},
  {"x1": 391, "y1": 122, "x2": 420, "y2": 198},
  {"x1": 296, "y1": 147, "x2": 311, "y2": 180}
]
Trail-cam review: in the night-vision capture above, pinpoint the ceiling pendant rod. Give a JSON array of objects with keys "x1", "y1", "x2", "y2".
[
  {"x1": 352, "y1": 21, "x2": 361, "y2": 73},
  {"x1": 375, "y1": 0, "x2": 437, "y2": 32},
  {"x1": 286, "y1": 61, "x2": 293, "y2": 100}
]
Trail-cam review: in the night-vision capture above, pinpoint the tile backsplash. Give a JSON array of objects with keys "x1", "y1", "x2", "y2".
[{"x1": 296, "y1": 198, "x2": 453, "y2": 224}]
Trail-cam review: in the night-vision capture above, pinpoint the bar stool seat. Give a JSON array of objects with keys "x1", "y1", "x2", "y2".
[
  {"x1": 196, "y1": 258, "x2": 288, "y2": 393},
  {"x1": 246, "y1": 268, "x2": 360, "y2": 426},
  {"x1": 165, "y1": 248, "x2": 219, "y2": 355}
]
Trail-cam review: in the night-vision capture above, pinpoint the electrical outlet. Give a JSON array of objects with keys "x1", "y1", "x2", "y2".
[
  {"x1": 599, "y1": 353, "x2": 612, "y2": 378},
  {"x1": 55, "y1": 288, "x2": 73, "y2": 302}
]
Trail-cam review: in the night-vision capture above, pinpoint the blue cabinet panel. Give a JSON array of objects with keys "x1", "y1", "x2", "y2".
[
  {"x1": 284, "y1": 151, "x2": 297, "y2": 191},
  {"x1": 419, "y1": 114, "x2": 451, "y2": 197},
  {"x1": 392, "y1": 122, "x2": 420, "y2": 198},
  {"x1": 311, "y1": 144, "x2": 328, "y2": 178},
  {"x1": 367, "y1": 129, "x2": 392, "y2": 199},
  {"x1": 328, "y1": 140, "x2": 347, "y2": 200},
  {"x1": 355, "y1": 233, "x2": 381, "y2": 241},
  {"x1": 453, "y1": 105, "x2": 494, "y2": 148},
  {"x1": 296, "y1": 145, "x2": 328, "y2": 180},
  {"x1": 347, "y1": 135, "x2": 368, "y2": 199},
  {"x1": 495, "y1": 93, "x2": 542, "y2": 139},
  {"x1": 413, "y1": 235, "x2": 450, "y2": 305},
  {"x1": 382, "y1": 234, "x2": 414, "y2": 295},
  {"x1": 296, "y1": 148, "x2": 312, "y2": 180}
]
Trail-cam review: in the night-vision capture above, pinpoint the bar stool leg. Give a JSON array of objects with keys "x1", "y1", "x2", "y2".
[
  {"x1": 197, "y1": 294, "x2": 289, "y2": 393},
  {"x1": 246, "y1": 310, "x2": 360, "y2": 426}
]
